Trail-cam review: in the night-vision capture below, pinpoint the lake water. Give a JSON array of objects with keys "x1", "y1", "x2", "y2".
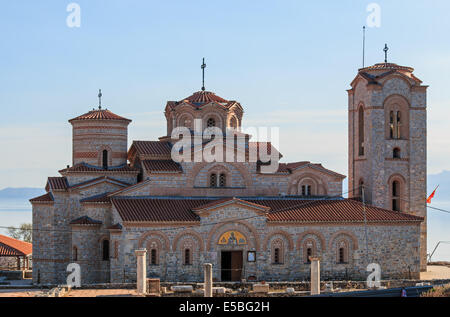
[
  {"x1": 0, "y1": 198, "x2": 32, "y2": 235},
  {"x1": 1, "y1": 197, "x2": 450, "y2": 261}
]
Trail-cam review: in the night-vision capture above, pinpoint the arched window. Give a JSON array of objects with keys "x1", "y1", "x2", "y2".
[
  {"x1": 207, "y1": 117, "x2": 216, "y2": 128},
  {"x1": 274, "y1": 248, "x2": 280, "y2": 264},
  {"x1": 229, "y1": 117, "x2": 238, "y2": 130},
  {"x1": 303, "y1": 239, "x2": 317, "y2": 263},
  {"x1": 150, "y1": 249, "x2": 158, "y2": 265},
  {"x1": 306, "y1": 248, "x2": 312, "y2": 263},
  {"x1": 359, "y1": 179, "x2": 365, "y2": 198},
  {"x1": 392, "y1": 180, "x2": 400, "y2": 211},
  {"x1": 358, "y1": 107, "x2": 364, "y2": 156},
  {"x1": 301, "y1": 185, "x2": 311, "y2": 196},
  {"x1": 271, "y1": 239, "x2": 284, "y2": 264},
  {"x1": 209, "y1": 174, "x2": 217, "y2": 187},
  {"x1": 338, "y1": 247, "x2": 345, "y2": 263},
  {"x1": 336, "y1": 239, "x2": 348, "y2": 264},
  {"x1": 102, "y1": 150, "x2": 108, "y2": 169},
  {"x1": 72, "y1": 246, "x2": 78, "y2": 261},
  {"x1": 393, "y1": 148, "x2": 401, "y2": 159},
  {"x1": 396, "y1": 111, "x2": 402, "y2": 138},
  {"x1": 389, "y1": 111, "x2": 402, "y2": 139},
  {"x1": 219, "y1": 173, "x2": 226, "y2": 188},
  {"x1": 298, "y1": 178, "x2": 318, "y2": 196},
  {"x1": 184, "y1": 249, "x2": 191, "y2": 265},
  {"x1": 179, "y1": 115, "x2": 193, "y2": 130},
  {"x1": 102, "y1": 239, "x2": 110, "y2": 261},
  {"x1": 390, "y1": 111, "x2": 395, "y2": 139}
]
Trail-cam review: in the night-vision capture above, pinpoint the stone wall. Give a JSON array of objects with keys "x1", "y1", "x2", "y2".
[{"x1": 109, "y1": 204, "x2": 421, "y2": 284}]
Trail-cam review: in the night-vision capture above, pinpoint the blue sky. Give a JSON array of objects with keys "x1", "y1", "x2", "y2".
[{"x1": 1, "y1": 0, "x2": 450, "y2": 188}]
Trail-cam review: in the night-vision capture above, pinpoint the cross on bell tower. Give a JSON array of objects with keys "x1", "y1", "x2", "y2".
[
  {"x1": 201, "y1": 58, "x2": 206, "y2": 91},
  {"x1": 383, "y1": 44, "x2": 389, "y2": 63},
  {"x1": 98, "y1": 89, "x2": 102, "y2": 109}
]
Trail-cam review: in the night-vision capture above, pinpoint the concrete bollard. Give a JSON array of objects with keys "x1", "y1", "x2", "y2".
[
  {"x1": 310, "y1": 256, "x2": 321, "y2": 295},
  {"x1": 135, "y1": 249, "x2": 147, "y2": 294},
  {"x1": 204, "y1": 263, "x2": 213, "y2": 297}
]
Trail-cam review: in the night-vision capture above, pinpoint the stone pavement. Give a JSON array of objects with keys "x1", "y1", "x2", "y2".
[{"x1": 420, "y1": 265, "x2": 450, "y2": 280}]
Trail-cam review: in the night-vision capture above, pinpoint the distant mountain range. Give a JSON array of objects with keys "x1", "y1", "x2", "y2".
[
  {"x1": 428, "y1": 170, "x2": 450, "y2": 201},
  {"x1": 0, "y1": 187, "x2": 45, "y2": 199}
]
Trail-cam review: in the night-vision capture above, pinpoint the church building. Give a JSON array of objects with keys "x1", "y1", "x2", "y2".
[{"x1": 30, "y1": 60, "x2": 427, "y2": 285}]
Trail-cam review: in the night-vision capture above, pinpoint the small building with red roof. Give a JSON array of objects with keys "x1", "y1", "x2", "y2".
[{"x1": 0, "y1": 234, "x2": 32, "y2": 271}]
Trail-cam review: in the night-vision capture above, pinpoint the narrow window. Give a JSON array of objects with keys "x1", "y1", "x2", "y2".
[
  {"x1": 274, "y1": 248, "x2": 280, "y2": 264},
  {"x1": 396, "y1": 111, "x2": 402, "y2": 139},
  {"x1": 339, "y1": 247, "x2": 345, "y2": 263},
  {"x1": 219, "y1": 173, "x2": 226, "y2": 187},
  {"x1": 207, "y1": 118, "x2": 216, "y2": 128},
  {"x1": 73, "y1": 246, "x2": 78, "y2": 261},
  {"x1": 210, "y1": 174, "x2": 217, "y2": 187},
  {"x1": 306, "y1": 248, "x2": 312, "y2": 263},
  {"x1": 392, "y1": 180, "x2": 400, "y2": 211},
  {"x1": 358, "y1": 107, "x2": 365, "y2": 156},
  {"x1": 359, "y1": 179, "x2": 364, "y2": 198},
  {"x1": 302, "y1": 185, "x2": 311, "y2": 196},
  {"x1": 393, "y1": 148, "x2": 401, "y2": 159},
  {"x1": 102, "y1": 150, "x2": 108, "y2": 169},
  {"x1": 184, "y1": 249, "x2": 191, "y2": 265},
  {"x1": 150, "y1": 249, "x2": 157, "y2": 265},
  {"x1": 102, "y1": 240, "x2": 110, "y2": 261},
  {"x1": 389, "y1": 111, "x2": 394, "y2": 139}
]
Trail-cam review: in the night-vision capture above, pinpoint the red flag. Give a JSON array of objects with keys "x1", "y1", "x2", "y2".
[{"x1": 427, "y1": 185, "x2": 439, "y2": 204}]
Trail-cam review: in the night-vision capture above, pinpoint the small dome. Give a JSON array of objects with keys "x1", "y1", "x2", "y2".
[
  {"x1": 69, "y1": 109, "x2": 131, "y2": 123},
  {"x1": 359, "y1": 63, "x2": 414, "y2": 73},
  {"x1": 181, "y1": 91, "x2": 228, "y2": 104}
]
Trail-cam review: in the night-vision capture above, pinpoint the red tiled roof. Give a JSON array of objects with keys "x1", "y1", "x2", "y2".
[
  {"x1": 45, "y1": 177, "x2": 68, "y2": 192},
  {"x1": 165, "y1": 91, "x2": 241, "y2": 111},
  {"x1": 69, "y1": 176, "x2": 131, "y2": 190},
  {"x1": 69, "y1": 216, "x2": 102, "y2": 225},
  {"x1": 111, "y1": 197, "x2": 204, "y2": 222},
  {"x1": 142, "y1": 160, "x2": 182, "y2": 173},
  {"x1": 182, "y1": 91, "x2": 228, "y2": 104},
  {"x1": 107, "y1": 223, "x2": 123, "y2": 230},
  {"x1": 59, "y1": 163, "x2": 139, "y2": 174},
  {"x1": 264, "y1": 199, "x2": 423, "y2": 223},
  {"x1": 130, "y1": 141, "x2": 172, "y2": 157},
  {"x1": 272, "y1": 161, "x2": 310, "y2": 174},
  {"x1": 192, "y1": 197, "x2": 270, "y2": 212},
  {"x1": 80, "y1": 193, "x2": 111, "y2": 203},
  {"x1": 0, "y1": 234, "x2": 32, "y2": 256},
  {"x1": 110, "y1": 197, "x2": 423, "y2": 224},
  {"x1": 69, "y1": 109, "x2": 131, "y2": 122},
  {"x1": 29, "y1": 192, "x2": 54, "y2": 203},
  {"x1": 358, "y1": 63, "x2": 414, "y2": 73}
]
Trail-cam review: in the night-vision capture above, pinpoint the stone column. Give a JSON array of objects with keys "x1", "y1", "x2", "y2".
[
  {"x1": 310, "y1": 257, "x2": 320, "y2": 295},
  {"x1": 135, "y1": 249, "x2": 147, "y2": 294},
  {"x1": 204, "y1": 263, "x2": 213, "y2": 297}
]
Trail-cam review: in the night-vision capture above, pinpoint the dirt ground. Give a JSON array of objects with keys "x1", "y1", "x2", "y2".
[
  {"x1": 420, "y1": 265, "x2": 450, "y2": 280},
  {"x1": 66, "y1": 289, "x2": 140, "y2": 297},
  {"x1": 0, "y1": 265, "x2": 449, "y2": 297}
]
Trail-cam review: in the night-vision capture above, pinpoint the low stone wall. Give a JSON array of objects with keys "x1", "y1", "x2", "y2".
[{"x1": 0, "y1": 270, "x2": 25, "y2": 280}]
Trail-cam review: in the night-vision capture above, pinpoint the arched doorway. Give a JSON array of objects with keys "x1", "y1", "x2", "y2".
[{"x1": 217, "y1": 231, "x2": 247, "y2": 281}]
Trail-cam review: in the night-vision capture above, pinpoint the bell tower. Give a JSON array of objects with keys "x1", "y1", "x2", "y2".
[{"x1": 347, "y1": 61, "x2": 428, "y2": 271}]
